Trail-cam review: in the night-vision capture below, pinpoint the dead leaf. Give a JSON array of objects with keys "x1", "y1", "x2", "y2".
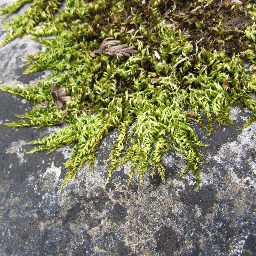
[
  {"x1": 51, "y1": 83, "x2": 58, "y2": 100},
  {"x1": 39, "y1": 100, "x2": 49, "y2": 108},
  {"x1": 249, "y1": 64, "x2": 255, "y2": 74},
  {"x1": 166, "y1": 23, "x2": 175, "y2": 30},
  {"x1": 51, "y1": 83, "x2": 71, "y2": 111},
  {"x1": 187, "y1": 111, "x2": 198, "y2": 122},
  {"x1": 104, "y1": 43, "x2": 138, "y2": 57},
  {"x1": 222, "y1": 81, "x2": 230, "y2": 89},
  {"x1": 151, "y1": 78, "x2": 158, "y2": 84},
  {"x1": 55, "y1": 99, "x2": 63, "y2": 111},
  {"x1": 90, "y1": 52, "x2": 96, "y2": 57},
  {"x1": 60, "y1": 96, "x2": 71, "y2": 102},
  {"x1": 91, "y1": 37, "x2": 137, "y2": 57},
  {"x1": 57, "y1": 87, "x2": 67, "y2": 98}
]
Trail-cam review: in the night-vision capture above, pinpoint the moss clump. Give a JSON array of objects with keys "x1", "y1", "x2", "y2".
[{"x1": 1, "y1": 0, "x2": 256, "y2": 190}]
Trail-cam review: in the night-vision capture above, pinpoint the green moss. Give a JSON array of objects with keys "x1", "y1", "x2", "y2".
[{"x1": 1, "y1": 0, "x2": 256, "y2": 190}]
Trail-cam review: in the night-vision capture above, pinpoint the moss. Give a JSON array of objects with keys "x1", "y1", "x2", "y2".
[{"x1": 1, "y1": 0, "x2": 256, "y2": 190}]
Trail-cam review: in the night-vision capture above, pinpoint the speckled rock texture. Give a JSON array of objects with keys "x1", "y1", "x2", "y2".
[{"x1": 0, "y1": 2, "x2": 256, "y2": 255}]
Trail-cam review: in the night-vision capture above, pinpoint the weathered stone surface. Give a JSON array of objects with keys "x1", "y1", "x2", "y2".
[{"x1": 0, "y1": 3, "x2": 256, "y2": 255}]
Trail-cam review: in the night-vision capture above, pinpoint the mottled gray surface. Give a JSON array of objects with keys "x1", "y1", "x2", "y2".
[{"x1": 0, "y1": 2, "x2": 256, "y2": 256}]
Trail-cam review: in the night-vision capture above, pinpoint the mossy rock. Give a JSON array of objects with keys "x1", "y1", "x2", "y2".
[{"x1": 1, "y1": 0, "x2": 256, "y2": 190}]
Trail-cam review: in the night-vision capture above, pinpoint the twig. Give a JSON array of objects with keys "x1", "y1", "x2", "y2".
[{"x1": 195, "y1": 37, "x2": 204, "y2": 54}]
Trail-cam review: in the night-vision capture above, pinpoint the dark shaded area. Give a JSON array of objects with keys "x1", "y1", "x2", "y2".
[
  {"x1": 109, "y1": 203, "x2": 127, "y2": 223},
  {"x1": 92, "y1": 196, "x2": 110, "y2": 212},
  {"x1": 115, "y1": 241, "x2": 135, "y2": 256},
  {"x1": 101, "y1": 232, "x2": 136, "y2": 256},
  {"x1": 213, "y1": 211, "x2": 236, "y2": 252},
  {"x1": 179, "y1": 185, "x2": 217, "y2": 216},
  {"x1": 154, "y1": 226, "x2": 180, "y2": 255},
  {"x1": 242, "y1": 234, "x2": 256, "y2": 256},
  {"x1": 63, "y1": 202, "x2": 84, "y2": 225},
  {"x1": 72, "y1": 238, "x2": 92, "y2": 256},
  {"x1": 14, "y1": 65, "x2": 45, "y2": 84},
  {"x1": 149, "y1": 169, "x2": 163, "y2": 187}
]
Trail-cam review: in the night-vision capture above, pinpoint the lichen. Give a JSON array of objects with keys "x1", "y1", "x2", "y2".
[{"x1": 1, "y1": 0, "x2": 256, "y2": 190}]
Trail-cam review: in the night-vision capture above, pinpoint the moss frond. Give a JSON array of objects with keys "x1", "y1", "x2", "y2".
[
  {"x1": 1, "y1": 0, "x2": 256, "y2": 190},
  {"x1": 0, "y1": 0, "x2": 32, "y2": 20}
]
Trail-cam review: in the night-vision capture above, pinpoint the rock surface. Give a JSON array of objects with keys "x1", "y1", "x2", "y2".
[{"x1": 0, "y1": 2, "x2": 256, "y2": 255}]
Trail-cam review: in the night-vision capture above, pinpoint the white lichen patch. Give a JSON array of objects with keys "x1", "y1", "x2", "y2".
[
  {"x1": 212, "y1": 124, "x2": 256, "y2": 165},
  {"x1": 201, "y1": 122, "x2": 256, "y2": 191},
  {"x1": 5, "y1": 140, "x2": 26, "y2": 164},
  {"x1": 230, "y1": 236, "x2": 248, "y2": 256},
  {"x1": 229, "y1": 106, "x2": 241, "y2": 121},
  {"x1": 162, "y1": 153, "x2": 176, "y2": 168},
  {"x1": 200, "y1": 166, "x2": 218, "y2": 186},
  {"x1": 0, "y1": 37, "x2": 51, "y2": 86},
  {"x1": 42, "y1": 162, "x2": 62, "y2": 187},
  {"x1": 57, "y1": 146, "x2": 74, "y2": 160}
]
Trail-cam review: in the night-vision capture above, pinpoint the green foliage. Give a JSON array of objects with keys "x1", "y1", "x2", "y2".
[
  {"x1": 1, "y1": 0, "x2": 256, "y2": 190},
  {"x1": 0, "y1": 0, "x2": 64, "y2": 47},
  {"x1": 0, "y1": 0, "x2": 32, "y2": 20}
]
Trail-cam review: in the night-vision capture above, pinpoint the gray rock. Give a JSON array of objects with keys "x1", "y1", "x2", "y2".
[{"x1": 0, "y1": 4, "x2": 255, "y2": 256}]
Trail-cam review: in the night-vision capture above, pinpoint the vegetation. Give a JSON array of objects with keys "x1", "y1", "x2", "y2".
[{"x1": 1, "y1": 0, "x2": 256, "y2": 190}]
